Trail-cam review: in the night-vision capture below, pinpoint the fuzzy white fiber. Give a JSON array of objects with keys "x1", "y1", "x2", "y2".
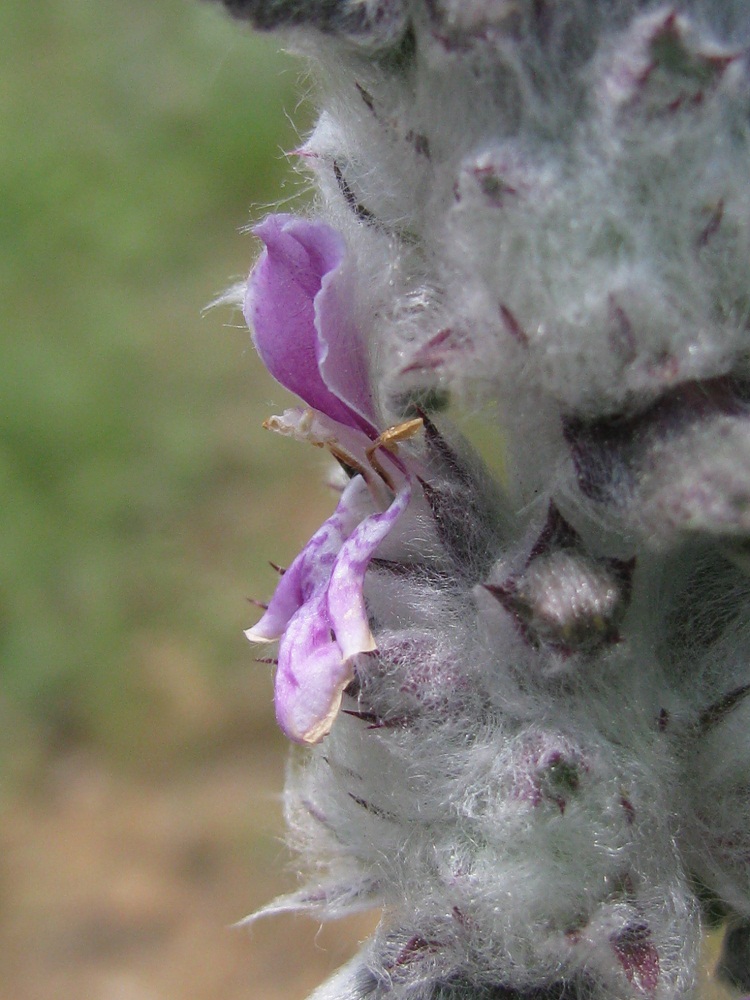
[{"x1": 217, "y1": 2, "x2": 750, "y2": 998}]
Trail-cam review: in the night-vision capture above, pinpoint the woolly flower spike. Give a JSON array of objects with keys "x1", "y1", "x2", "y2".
[
  {"x1": 245, "y1": 214, "x2": 413, "y2": 744},
  {"x1": 218, "y1": 3, "x2": 750, "y2": 1000}
]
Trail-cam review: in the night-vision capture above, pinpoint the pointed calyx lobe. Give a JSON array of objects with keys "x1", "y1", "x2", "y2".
[
  {"x1": 417, "y1": 410, "x2": 507, "y2": 581},
  {"x1": 485, "y1": 503, "x2": 635, "y2": 656}
]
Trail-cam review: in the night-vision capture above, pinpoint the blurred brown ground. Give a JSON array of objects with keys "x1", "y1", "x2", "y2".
[{"x1": 0, "y1": 733, "x2": 379, "y2": 1000}]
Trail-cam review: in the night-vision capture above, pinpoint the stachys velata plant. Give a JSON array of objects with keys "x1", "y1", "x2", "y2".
[{"x1": 212, "y1": 3, "x2": 750, "y2": 998}]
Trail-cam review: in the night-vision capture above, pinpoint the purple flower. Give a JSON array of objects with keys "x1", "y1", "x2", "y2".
[
  {"x1": 246, "y1": 213, "x2": 378, "y2": 438},
  {"x1": 244, "y1": 214, "x2": 412, "y2": 744}
]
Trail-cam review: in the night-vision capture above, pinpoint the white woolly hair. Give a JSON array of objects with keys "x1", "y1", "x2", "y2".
[
  {"x1": 276, "y1": 2, "x2": 750, "y2": 523},
  {"x1": 232, "y1": 2, "x2": 750, "y2": 998}
]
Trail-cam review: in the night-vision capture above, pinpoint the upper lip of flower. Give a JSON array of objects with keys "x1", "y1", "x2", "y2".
[{"x1": 246, "y1": 213, "x2": 379, "y2": 439}]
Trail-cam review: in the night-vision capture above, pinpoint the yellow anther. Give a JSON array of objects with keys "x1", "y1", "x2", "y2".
[{"x1": 366, "y1": 417, "x2": 424, "y2": 489}]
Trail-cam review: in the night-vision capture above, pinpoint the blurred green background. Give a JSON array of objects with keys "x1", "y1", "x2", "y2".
[
  {"x1": 0, "y1": 0, "x2": 324, "y2": 772},
  {"x1": 0, "y1": 3, "x2": 379, "y2": 997}
]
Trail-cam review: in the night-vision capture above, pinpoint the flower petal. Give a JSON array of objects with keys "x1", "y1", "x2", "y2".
[
  {"x1": 328, "y1": 481, "x2": 412, "y2": 660},
  {"x1": 275, "y1": 594, "x2": 355, "y2": 744},
  {"x1": 272, "y1": 482, "x2": 411, "y2": 743},
  {"x1": 245, "y1": 477, "x2": 367, "y2": 643},
  {"x1": 246, "y1": 214, "x2": 378, "y2": 436}
]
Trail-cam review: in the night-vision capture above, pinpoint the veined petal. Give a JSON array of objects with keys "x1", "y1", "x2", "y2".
[
  {"x1": 246, "y1": 214, "x2": 378, "y2": 436},
  {"x1": 275, "y1": 594, "x2": 355, "y2": 745},
  {"x1": 245, "y1": 477, "x2": 367, "y2": 643},
  {"x1": 258, "y1": 476, "x2": 412, "y2": 743},
  {"x1": 328, "y1": 480, "x2": 412, "y2": 661}
]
